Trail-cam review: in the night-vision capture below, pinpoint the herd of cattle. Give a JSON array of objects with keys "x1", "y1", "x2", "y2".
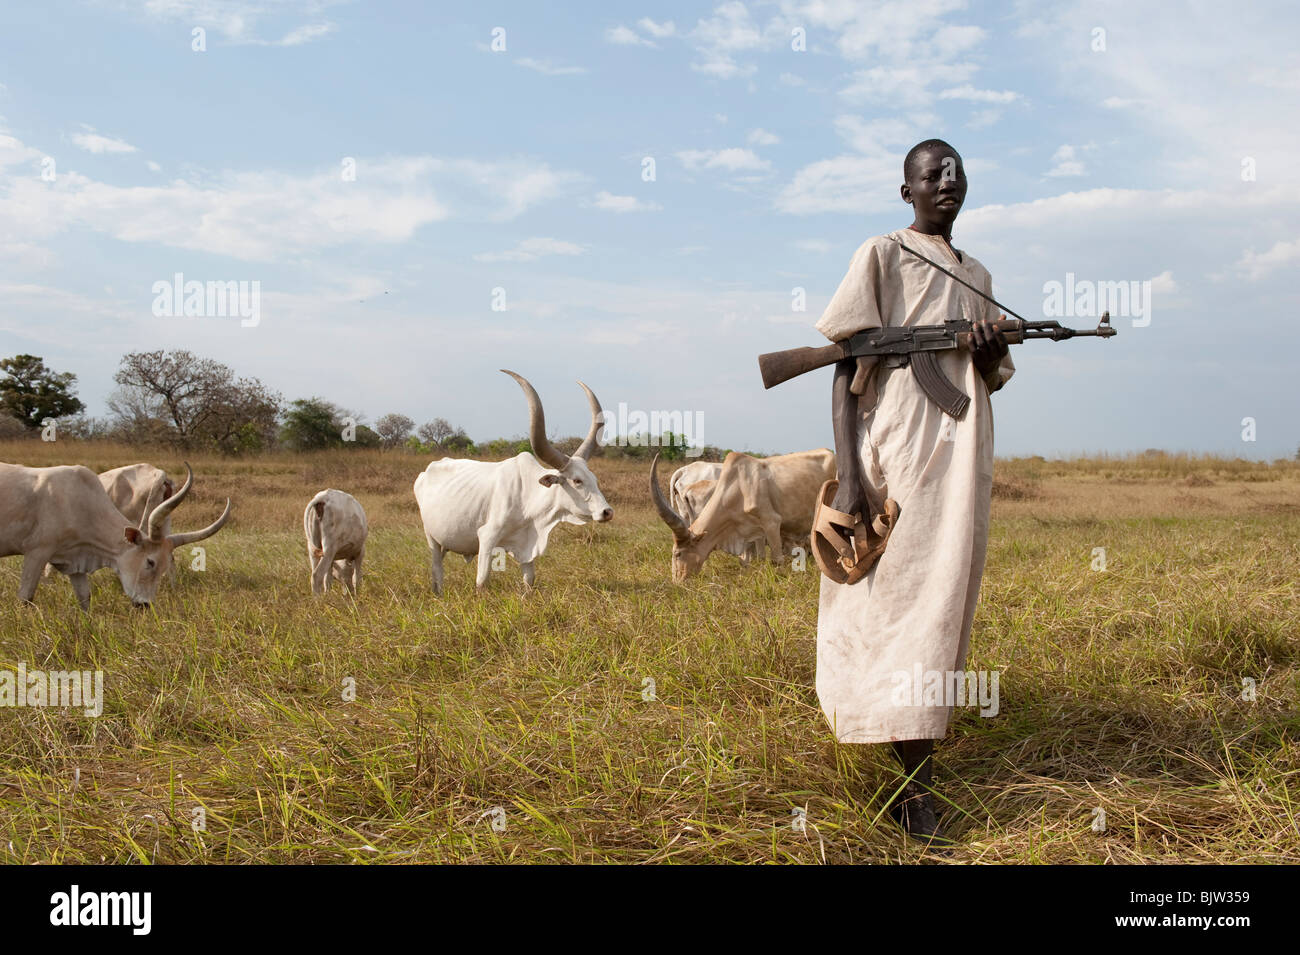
[{"x1": 0, "y1": 371, "x2": 836, "y2": 610}]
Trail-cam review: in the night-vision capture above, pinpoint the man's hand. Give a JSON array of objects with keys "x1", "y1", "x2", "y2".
[{"x1": 969, "y1": 314, "x2": 1009, "y2": 375}]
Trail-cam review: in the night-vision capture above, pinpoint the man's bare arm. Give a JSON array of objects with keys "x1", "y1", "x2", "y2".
[{"x1": 830, "y1": 358, "x2": 866, "y2": 515}]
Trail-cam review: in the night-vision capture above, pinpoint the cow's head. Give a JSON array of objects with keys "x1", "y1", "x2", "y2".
[
  {"x1": 117, "y1": 462, "x2": 232, "y2": 606},
  {"x1": 650, "y1": 454, "x2": 714, "y2": 581},
  {"x1": 503, "y1": 370, "x2": 614, "y2": 524}
]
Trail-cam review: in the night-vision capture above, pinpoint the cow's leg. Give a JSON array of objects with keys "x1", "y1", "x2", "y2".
[
  {"x1": 312, "y1": 545, "x2": 336, "y2": 594},
  {"x1": 19, "y1": 553, "x2": 52, "y2": 604},
  {"x1": 350, "y1": 553, "x2": 363, "y2": 597},
  {"x1": 475, "y1": 529, "x2": 499, "y2": 591},
  {"x1": 520, "y1": 559, "x2": 536, "y2": 589},
  {"x1": 762, "y1": 520, "x2": 785, "y2": 566},
  {"x1": 68, "y1": 573, "x2": 91, "y2": 612},
  {"x1": 428, "y1": 541, "x2": 445, "y2": 596}
]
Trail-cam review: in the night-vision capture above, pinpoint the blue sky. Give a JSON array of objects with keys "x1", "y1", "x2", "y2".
[{"x1": 1, "y1": 0, "x2": 1297, "y2": 458}]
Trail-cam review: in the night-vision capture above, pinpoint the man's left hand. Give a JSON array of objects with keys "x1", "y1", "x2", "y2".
[{"x1": 970, "y1": 315, "x2": 1009, "y2": 374}]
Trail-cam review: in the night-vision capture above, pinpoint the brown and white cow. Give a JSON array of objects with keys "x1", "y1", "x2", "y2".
[
  {"x1": 651, "y1": 448, "x2": 835, "y2": 581},
  {"x1": 0, "y1": 462, "x2": 231, "y2": 610}
]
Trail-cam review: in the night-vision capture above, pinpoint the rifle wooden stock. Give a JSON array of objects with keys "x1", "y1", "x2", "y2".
[{"x1": 758, "y1": 341, "x2": 853, "y2": 390}]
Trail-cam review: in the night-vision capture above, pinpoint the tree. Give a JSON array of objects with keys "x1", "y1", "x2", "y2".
[
  {"x1": 0, "y1": 354, "x2": 85, "y2": 430},
  {"x1": 110, "y1": 350, "x2": 281, "y2": 453},
  {"x1": 375, "y1": 413, "x2": 415, "y2": 449},
  {"x1": 441, "y1": 428, "x2": 474, "y2": 454},
  {"x1": 418, "y1": 418, "x2": 455, "y2": 448},
  {"x1": 280, "y1": 398, "x2": 346, "y2": 451}
]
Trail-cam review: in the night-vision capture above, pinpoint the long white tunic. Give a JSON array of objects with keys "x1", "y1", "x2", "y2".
[{"x1": 814, "y1": 229, "x2": 1015, "y2": 743}]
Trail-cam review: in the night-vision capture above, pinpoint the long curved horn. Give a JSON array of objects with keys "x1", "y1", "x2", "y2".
[
  {"x1": 650, "y1": 453, "x2": 692, "y2": 544},
  {"x1": 167, "y1": 499, "x2": 232, "y2": 547},
  {"x1": 501, "y1": 370, "x2": 570, "y2": 470},
  {"x1": 137, "y1": 480, "x2": 163, "y2": 533},
  {"x1": 147, "y1": 462, "x2": 193, "y2": 540},
  {"x1": 574, "y1": 380, "x2": 604, "y2": 461}
]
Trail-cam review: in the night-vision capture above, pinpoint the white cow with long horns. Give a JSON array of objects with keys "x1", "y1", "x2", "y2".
[
  {"x1": 0, "y1": 461, "x2": 231, "y2": 610},
  {"x1": 413, "y1": 370, "x2": 613, "y2": 594}
]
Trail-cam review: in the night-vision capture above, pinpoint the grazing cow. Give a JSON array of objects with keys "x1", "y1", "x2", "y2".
[
  {"x1": 304, "y1": 489, "x2": 367, "y2": 596},
  {"x1": 99, "y1": 464, "x2": 175, "y2": 532},
  {"x1": 413, "y1": 370, "x2": 613, "y2": 594},
  {"x1": 650, "y1": 448, "x2": 835, "y2": 581},
  {"x1": 45, "y1": 463, "x2": 178, "y2": 579},
  {"x1": 669, "y1": 461, "x2": 722, "y2": 517},
  {"x1": 0, "y1": 462, "x2": 231, "y2": 610},
  {"x1": 671, "y1": 462, "x2": 761, "y2": 565}
]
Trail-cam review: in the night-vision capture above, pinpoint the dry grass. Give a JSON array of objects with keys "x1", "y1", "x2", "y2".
[{"x1": 0, "y1": 440, "x2": 1297, "y2": 863}]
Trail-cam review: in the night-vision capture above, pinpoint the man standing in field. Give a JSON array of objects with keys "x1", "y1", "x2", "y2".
[{"x1": 812, "y1": 139, "x2": 1014, "y2": 845}]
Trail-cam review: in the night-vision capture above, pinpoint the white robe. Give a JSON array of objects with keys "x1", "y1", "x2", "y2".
[{"x1": 814, "y1": 229, "x2": 1015, "y2": 743}]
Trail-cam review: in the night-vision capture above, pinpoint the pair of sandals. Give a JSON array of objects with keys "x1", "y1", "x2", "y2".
[{"x1": 811, "y1": 480, "x2": 900, "y2": 584}]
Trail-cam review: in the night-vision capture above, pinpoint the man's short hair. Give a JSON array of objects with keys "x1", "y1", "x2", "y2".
[{"x1": 904, "y1": 139, "x2": 960, "y2": 180}]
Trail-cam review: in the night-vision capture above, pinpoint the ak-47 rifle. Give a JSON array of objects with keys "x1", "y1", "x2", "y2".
[{"x1": 756, "y1": 236, "x2": 1118, "y2": 417}]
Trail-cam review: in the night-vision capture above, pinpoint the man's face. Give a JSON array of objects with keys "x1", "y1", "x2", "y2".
[{"x1": 902, "y1": 148, "x2": 967, "y2": 224}]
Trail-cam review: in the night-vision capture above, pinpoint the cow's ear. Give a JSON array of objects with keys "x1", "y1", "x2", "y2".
[
  {"x1": 124, "y1": 527, "x2": 142, "y2": 545},
  {"x1": 538, "y1": 473, "x2": 564, "y2": 487}
]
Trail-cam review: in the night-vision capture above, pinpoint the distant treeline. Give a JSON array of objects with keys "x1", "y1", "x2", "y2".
[{"x1": 0, "y1": 351, "x2": 730, "y2": 462}]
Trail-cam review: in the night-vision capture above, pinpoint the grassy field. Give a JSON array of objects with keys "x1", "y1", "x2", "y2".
[{"x1": 1, "y1": 441, "x2": 1297, "y2": 864}]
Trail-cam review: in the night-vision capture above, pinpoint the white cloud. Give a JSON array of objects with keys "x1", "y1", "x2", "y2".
[
  {"x1": 1046, "y1": 144, "x2": 1086, "y2": 178},
  {"x1": 606, "y1": 25, "x2": 654, "y2": 47},
  {"x1": 747, "y1": 127, "x2": 780, "y2": 145},
  {"x1": 0, "y1": 129, "x2": 42, "y2": 169},
  {"x1": 677, "y1": 147, "x2": 771, "y2": 173},
  {"x1": 688, "y1": 1, "x2": 770, "y2": 78},
  {"x1": 127, "y1": 0, "x2": 338, "y2": 46},
  {"x1": 967, "y1": 109, "x2": 1001, "y2": 129},
  {"x1": 1236, "y1": 238, "x2": 1300, "y2": 280},
  {"x1": 778, "y1": 72, "x2": 806, "y2": 87},
  {"x1": 938, "y1": 85, "x2": 1021, "y2": 103},
  {"x1": 273, "y1": 22, "x2": 337, "y2": 46},
  {"x1": 793, "y1": 238, "x2": 832, "y2": 253},
  {"x1": 473, "y1": 237, "x2": 587, "y2": 263},
  {"x1": 834, "y1": 115, "x2": 932, "y2": 153},
  {"x1": 638, "y1": 18, "x2": 676, "y2": 38},
  {"x1": 145, "y1": 160, "x2": 161, "y2": 172},
  {"x1": 516, "y1": 57, "x2": 587, "y2": 76},
  {"x1": 1149, "y1": 270, "x2": 1177, "y2": 294},
  {"x1": 70, "y1": 126, "x2": 137, "y2": 154},
  {"x1": 0, "y1": 127, "x2": 583, "y2": 261},
  {"x1": 607, "y1": 18, "x2": 675, "y2": 47},
  {"x1": 593, "y1": 191, "x2": 661, "y2": 213},
  {"x1": 840, "y1": 63, "x2": 976, "y2": 106},
  {"x1": 775, "y1": 153, "x2": 900, "y2": 215}
]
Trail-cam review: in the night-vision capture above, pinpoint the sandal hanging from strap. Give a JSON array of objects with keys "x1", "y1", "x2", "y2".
[{"x1": 811, "y1": 479, "x2": 900, "y2": 584}]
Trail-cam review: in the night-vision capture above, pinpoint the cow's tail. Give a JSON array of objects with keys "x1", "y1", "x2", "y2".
[{"x1": 304, "y1": 492, "x2": 328, "y2": 557}]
